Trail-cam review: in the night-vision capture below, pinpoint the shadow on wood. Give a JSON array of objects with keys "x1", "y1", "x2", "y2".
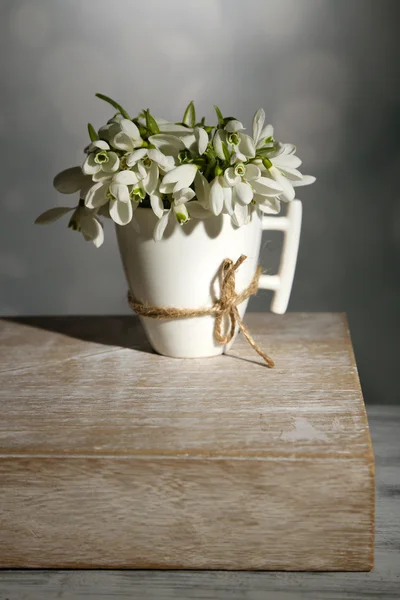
[{"x1": 4, "y1": 316, "x2": 154, "y2": 354}]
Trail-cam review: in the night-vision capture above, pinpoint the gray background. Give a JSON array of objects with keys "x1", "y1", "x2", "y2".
[{"x1": 1, "y1": 0, "x2": 399, "y2": 404}]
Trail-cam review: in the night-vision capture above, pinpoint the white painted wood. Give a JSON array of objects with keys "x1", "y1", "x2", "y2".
[{"x1": 0, "y1": 313, "x2": 374, "y2": 570}]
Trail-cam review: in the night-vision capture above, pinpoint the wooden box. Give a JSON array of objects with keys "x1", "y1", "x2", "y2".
[{"x1": 0, "y1": 313, "x2": 374, "y2": 570}]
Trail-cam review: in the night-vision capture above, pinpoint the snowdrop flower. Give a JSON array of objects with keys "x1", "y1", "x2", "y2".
[
  {"x1": 82, "y1": 141, "x2": 120, "y2": 182},
  {"x1": 222, "y1": 162, "x2": 283, "y2": 224},
  {"x1": 213, "y1": 121, "x2": 256, "y2": 165},
  {"x1": 148, "y1": 134, "x2": 185, "y2": 163},
  {"x1": 153, "y1": 186, "x2": 211, "y2": 242},
  {"x1": 252, "y1": 108, "x2": 274, "y2": 150},
  {"x1": 179, "y1": 126, "x2": 209, "y2": 157},
  {"x1": 67, "y1": 205, "x2": 104, "y2": 247},
  {"x1": 126, "y1": 147, "x2": 174, "y2": 197},
  {"x1": 159, "y1": 164, "x2": 198, "y2": 194},
  {"x1": 85, "y1": 170, "x2": 140, "y2": 226},
  {"x1": 35, "y1": 204, "x2": 104, "y2": 247},
  {"x1": 38, "y1": 94, "x2": 315, "y2": 246},
  {"x1": 260, "y1": 144, "x2": 316, "y2": 202},
  {"x1": 111, "y1": 119, "x2": 143, "y2": 152},
  {"x1": 97, "y1": 114, "x2": 124, "y2": 143},
  {"x1": 209, "y1": 175, "x2": 234, "y2": 216}
]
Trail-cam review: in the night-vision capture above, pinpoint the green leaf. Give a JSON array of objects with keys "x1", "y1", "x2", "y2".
[
  {"x1": 183, "y1": 101, "x2": 196, "y2": 127},
  {"x1": 221, "y1": 141, "x2": 231, "y2": 163},
  {"x1": 214, "y1": 105, "x2": 224, "y2": 127},
  {"x1": 95, "y1": 93, "x2": 130, "y2": 119},
  {"x1": 87, "y1": 123, "x2": 98, "y2": 142},
  {"x1": 144, "y1": 109, "x2": 160, "y2": 135}
]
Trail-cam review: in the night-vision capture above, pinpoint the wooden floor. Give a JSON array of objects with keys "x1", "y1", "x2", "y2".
[{"x1": 0, "y1": 405, "x2": 398, "y2": 599}]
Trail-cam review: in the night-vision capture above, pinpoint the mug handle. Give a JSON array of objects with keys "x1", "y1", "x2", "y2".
[{"x1": 258, "y1": 200, "x2": 302, "y2": 315}]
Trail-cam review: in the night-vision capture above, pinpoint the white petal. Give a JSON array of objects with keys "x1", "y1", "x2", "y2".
[
  {"x1": 173, "y1": 203, "x2": 190, "y2": 223},
  {"x1": 238, "y1": 133, "x2": 256, "y2": 158},
  {"x1": 230, "y1": 152, "x2": 241, "y2": 165},
  {"x1": 256, "y1": 124, "x2": 274, "y2": 148},
  {"x1": 252, "y1": 176, "x2": 284, "y2": 197},
  {"x1": 281, "y1": 143, "x2": 296, "y2": 155},
  {"x1": 114, "y1": 170, "x2": 139, "y2": 185},
  {"x1": 109, "y1": 182, "x2": 130, "y2": 203},
  {"x1": 80, "y1": 215, "x2": 104, "y2": 247},
  {"x1": 160, "y1": 155, "x2": 175, "y2": 173},
  {"x1": 85, "y1": 182, "x2": 109, "y2": 209},
  {"x1": 88, "y1": 140, "x2": 110, "y2": 152},
  {"x1": 292, "y1": 174, "x2": 316, "y2": 187},
  {"x1": 160, "y1": 164, "x2": 197, "y2": 192},
  {"x1": 257, "y1": 197, "x2": 281, "y2": 214},
  {"x1": 150, "y1": 191, "x2": 164, "y2": 219},
  {"x1": 244, "y1": 163, "x2": 261, "y2": 181},
  {"x1": 147, "y1": 148, "x2": 171, "y2": 170},
  {"x1": 102, "y1": 152, "x2": 120, "y2": 173},
  {"x1": 224, "y1": 167, "x2": 240, "y2": 187},
  {"x1": 148, "y1": 134, "x2": 185, "y2": 158},
  {"x1": 53, "y1": 167, "x2": 87, "y2": 194},
  {"x1": 136, "y1": 161, "x2": 147, "y2": 180},
  {"x1": 82, "y1": 154, "x2": 100, "y2": 176},
  {"x1": 143, "y1": 161, "x2": 159, "y2": 195},
  {"x1": 194, "y1": 171, "x2": 210, "y2": 208},
  {"x1": 112, "y1": 132, "x2": 134, "y2": 152},
  {"x1": 209, "y1": 177, "x2": 224, "y2": 215},
  {"x1": 224, "y1": 119, "x2": 244, "y2": 133},
  {"x1": 153, "y1": 211, "x2": 170, "y2": 241},
  {"x1": 181, "y1": 133, "x2": 197, "y2": 153},
  {"x1": 120, "y1": 119, "x2": 141, "y2": 141},
  {"x1": 126, "y1": 148, "x2": 148, "y2": 166},
  {"x1": 252, "y1": 108, "x2": 265, "y2": 145},
  {"x1": 187, "y1": 201, "x2": 213, "y2": 219},
  {"x1": 232, "y1": 203, "x2": 248, "y2": 227},
  {"x1": 223, "y1": 185, "x2": 233, "y2": 215},
  {"x1": 173, "y1": 187, "x2": 195, "y2": 204},
  {"x1": 35, "y1": 206, "x2": 73, "y2": 224},
  {"x1": 92, "y1": 170, "x2": 113, "y2": 183},
  {"x1": 269, "y1": 166, "x2": 295, "y2": 201},
  {"x1": 234, "y1": 181, "x2": 253, "y2": 205},
  {"x1": 278, "y1": 166, "x2": 303, "y2": 181},
  {"x1": 158, "y1": 181, "x2": 174, "y2": 194},
  {"x1": 158, "y1": 123, "x2": 194, "y2": 134},
  {"x1": 213, "y1": 130, "x2": 225, "y2": 160},
  {"x1": 109, "y1": 198, "x2": 133, "y2": 225},
  {"x1": 272, "y1": 154, "x2": 302, "y2": 169},
  {"x1": 195, "y1": 127, "x2": 209, "y2": 155}
]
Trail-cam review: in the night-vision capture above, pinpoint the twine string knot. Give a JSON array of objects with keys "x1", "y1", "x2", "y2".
[{"x1": 128, "y1": 254, "x2": 274, "y2": 368}]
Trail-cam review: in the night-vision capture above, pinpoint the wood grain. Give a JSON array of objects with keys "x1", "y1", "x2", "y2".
[
  {"x1": 0, "y1": 407, "x2": 397, "y2": 599},
  {"x1": 0, "y1": 313, "x2": 374, "y2": 570}
]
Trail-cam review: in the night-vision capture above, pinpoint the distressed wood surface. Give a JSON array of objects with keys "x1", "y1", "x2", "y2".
[
  {"x1": 0, "y1": 407, "x2": 397, "y2": 600},
  {"x1": 0, "y1": 314, "x2": 374, "y2": 570}
]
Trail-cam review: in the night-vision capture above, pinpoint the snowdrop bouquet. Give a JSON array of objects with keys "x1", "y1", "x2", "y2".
[{"x1": 36, "y1": 93, "x2": 315, "y2": 247}]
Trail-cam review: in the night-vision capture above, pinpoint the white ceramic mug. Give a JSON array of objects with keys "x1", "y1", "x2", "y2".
[{"x1": 117, "y1": 201, "x2": 302, "y2": 358}]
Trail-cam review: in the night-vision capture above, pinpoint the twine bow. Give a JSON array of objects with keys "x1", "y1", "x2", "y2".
[{"x1": 128, "y1": 255, "x2": 274, "y2": 368}]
